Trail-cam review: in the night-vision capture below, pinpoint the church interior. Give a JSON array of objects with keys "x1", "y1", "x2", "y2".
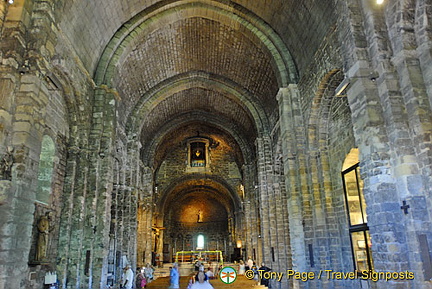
[{"x1": 1, "y1": 0, "x2": 432, "y2": 288}]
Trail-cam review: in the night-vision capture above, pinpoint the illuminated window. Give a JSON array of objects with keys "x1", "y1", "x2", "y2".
[
  {"x1": 342, "y1": 163, "x2": 374, "y2": 272},
  {"x1": 197, "y1": 234, "x2": 204, "y2": 250}
]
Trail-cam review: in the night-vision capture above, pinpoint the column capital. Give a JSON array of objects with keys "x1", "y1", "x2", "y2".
[{"x1": 276, "y1": 84, "x2": 299, "y2": 103}]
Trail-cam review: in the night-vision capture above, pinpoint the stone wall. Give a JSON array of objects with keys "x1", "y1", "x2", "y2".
[{"x1": 1, "y1": 1, "x2": 432, "y2": 289}]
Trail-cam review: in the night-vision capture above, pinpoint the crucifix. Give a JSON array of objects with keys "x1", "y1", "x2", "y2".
[{"x1": 400, "y1": 200, "x2": 410, "y2": 214}]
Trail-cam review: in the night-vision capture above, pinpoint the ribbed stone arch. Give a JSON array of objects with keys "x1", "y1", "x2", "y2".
[
  {"x1": 308, "y1": 69, "x2": 345, "y2": 153},
  {"x1": 94, "y1": 0, "x2": 298, "y2": 87},
  {"x1": 126, "y1": 71, "x2": 270, "y2": 140},
  {"x1": 157, "y1": 173, "x2": 242, "y2": 216}
]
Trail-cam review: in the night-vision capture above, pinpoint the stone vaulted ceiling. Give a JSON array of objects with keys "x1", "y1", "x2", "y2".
[{"x1": 56, "y1": 0, "x2": 336, "y2": 168}]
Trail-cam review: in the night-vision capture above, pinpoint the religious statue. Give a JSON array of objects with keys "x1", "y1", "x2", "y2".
[
  {"x1": 0, "y1": 147, "x2": 13, "y2": 181},
  {"x1": 36, "y1": 214, "x2": 50, "y2": 261},
  {"x1": 197, "y1": 210, "x2": 203, "y2": 223}
]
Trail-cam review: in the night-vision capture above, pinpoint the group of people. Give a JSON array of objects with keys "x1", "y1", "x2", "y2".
[
  {"x1": 120, "y1": 263, "x2": 155, "y2": 289},
  {"x1": 186, "y1": 265, "x2": 215, "y2": 289},
  {"x1": 237, "y1": 257, "x2": 272, "y2": 287},
  {"x1": 122, "y1": 257, "x2": 272, "y2": 289},
  {"x1": 169, "y1": 262, "x2": 216, "y2": 289}
]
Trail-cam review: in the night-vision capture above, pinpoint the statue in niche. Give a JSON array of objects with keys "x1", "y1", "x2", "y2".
[
  {"x1": 35, "y1": 213, "x2": 51, "y2": 261},
  {"x1": 197, "y1": 210, "x2": 203, "y2": 223},
  {"x1": 190, "y1": 142, "x2": 205, "y2": 167},
  {"x1": 0, "y1": 147, "x2": 13, "y2": 181}
]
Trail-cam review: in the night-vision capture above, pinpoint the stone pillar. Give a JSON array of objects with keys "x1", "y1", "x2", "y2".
[
  {"x1": 345, "y1": 60, "x2": 410, "y2": 288},
  {"x1": 340, "y1": 1, "x2": 432, "y2": 288},
  {"x1": 57, "y1": 86, "x2": 116, "y2": 289},
  {"x1": 134, "y1": 156, "x2": 154, "y2": 267},
  {"x1": 254, "y1": 134, "x2": 291, "y2": 288},
  {"x1": 255, "y1": 136, "x2": 273, "y2": 267},
  {"x1": 242, "y1": 164, "x2": 259, "y2": 262},
  {"x1": 277, "y1": 85, "x2": 307, "y2": 289},
  {"x1": 270, "y1": 141, "x2": 291, "y2": 289},
  {"x1": 0, "y1": 7, "x2": 32, "y2": 287}
]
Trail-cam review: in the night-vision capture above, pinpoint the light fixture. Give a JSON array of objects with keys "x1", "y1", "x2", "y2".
[
  {"x1": 376, "y1": 0, "x2": 384, "y2": 4},
  {"x1": 236, "y1": 240, "x2": 242, "y2": 248},
  {"x1": 335, "y1": 77, "x2": 350, "y2": 97},
  {"x1": 7, "y1": 0, "x2": 14, "y2": 4}
]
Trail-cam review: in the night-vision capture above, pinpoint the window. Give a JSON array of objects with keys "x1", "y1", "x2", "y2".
[
  {"x1": 342, "y1": 163, "x2": 373, "y2": 272},
  {"x1": 197, "y1": 235, "x2": 204, "y2": 250},
  {"x1": 36, "y1": 136, "x2": 55, "y2": 204}
]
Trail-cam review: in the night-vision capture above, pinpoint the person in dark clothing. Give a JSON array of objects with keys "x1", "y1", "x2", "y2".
[{"x1": 259, "y1": 263, "x2": 272, "y2": 287}]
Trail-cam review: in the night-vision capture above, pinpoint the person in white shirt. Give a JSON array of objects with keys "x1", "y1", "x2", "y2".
[
  {"x1": 246, "y1": 257, "x2": 254, "y2": 270},
  {"x1": 121, "y1": 265, "x2": 134, "y2": 289},
  {"x1": 205, "y1": 267, "x2": 215, "y2": 279}
]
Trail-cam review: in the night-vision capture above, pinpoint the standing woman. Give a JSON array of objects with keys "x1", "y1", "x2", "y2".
[
  {"x1": 238, "y1": 260, "x2": 245, "y2": 275},
  {"x1": 144, "y1": 263, "x2": 155, "y2": 284},
  {"x1": 169, "y1": 263, "x2": 180, "y2": 289},
  {"x1": 136, "y1": 268, "x2": 147, "y2": 289}
]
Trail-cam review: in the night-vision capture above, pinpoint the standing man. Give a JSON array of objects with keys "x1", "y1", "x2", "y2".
[
  {"x1": 122, "y1": 265, "x2": 134, "y2": 289},
  {"x1": 259, "y1": 263, "x2": 272, "y2": 287}
]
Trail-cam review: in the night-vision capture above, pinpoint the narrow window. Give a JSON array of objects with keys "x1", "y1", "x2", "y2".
[
  {"x1": 197, "y1": 234, "x2": 204, "y2": 250},
  {"x1": 342, "y1": 163, "x2": 373, "y2": 272},
  {"x1": 36, "y1": 136, "x2": 55, "y2": 204}
]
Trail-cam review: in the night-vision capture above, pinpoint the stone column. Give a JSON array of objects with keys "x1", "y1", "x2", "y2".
[
  {"x1": 242, "y1": 164, "x2": 259, "y2": 262},
  {"x1": 277, "y1": 85, "x2": 308, "y2": 289},
  {"x1": 136, "y1": 163, "x2": 154, "y2": 267},
  {"x1": 0, "y1": 76, "x2": 42, "y2": 289},
  {"x1": 57, "y1": 86, "x2": 116, "y2": 289},
  {"x1": 255, "y1": 134, "x2": 292, "y2": 288},
  {"x1": 255, "y1": 136, "x2": 273, "y2": 267},
  {"x1": 0, "y1": 2, "x2": 34, "y2": 286},
  {"x1": 270, "y1": 142, "x2": 291, "y2": 289}
]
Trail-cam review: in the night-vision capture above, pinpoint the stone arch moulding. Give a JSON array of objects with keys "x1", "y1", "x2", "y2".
[
  {"x1": 141, "y1": 112, "x2": 254, "y2": 168},
  {"x1": 126, "y1": 72, "x2": 269, "y2": 136},
  {"x1": 94, "y1": 0, "x2": 298, "y2": 87},
  {"x1": 308, "y1": 69, "x2": 345, "y2": 152},
  {"x1": 156, "y1": 174, "x2": 242, "y2": 216},
  {"x1": 48, "y1": 64, "x2": 84, "y2": 130}
]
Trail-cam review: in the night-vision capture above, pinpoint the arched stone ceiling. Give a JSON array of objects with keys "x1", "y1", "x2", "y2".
[
  {"x1": 55, "y1": 0, "x2": 336, "y2": 172},
  {"x1": 167, "y1": 191, "x2": 229, "y2": 225},
  {"x1": 158, "y1": 176, "x2": 239, "y2": 216},
  {"x1": 113, "y1": 17, "x2": 279, "y2": 118},
  {"x1": 58, "y1": 0, "x2": 336, "y2": 77},
  {"x1": 145, "y1": 121, "x2": 246, "y2": 171},
  {"x1": 139, "y1": 87, "x2": 256, "y2": 143}
]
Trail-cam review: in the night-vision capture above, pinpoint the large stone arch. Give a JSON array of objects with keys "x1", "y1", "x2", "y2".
[
  {"x1": 157, "y1": 174, "x2": 242, "y2": 214},
  {"x1": 306, "y1": 69, "x2": 359, "y2": 279},
  {"x1": 126, "y1": 71, "x2": 270, "y2": 136},
  {"x1": 142, "y1": 113, "x2": 254, "y2": 168},
  {"x1": 94, "y1": 0, "x2": 298, "y2": 87}
]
